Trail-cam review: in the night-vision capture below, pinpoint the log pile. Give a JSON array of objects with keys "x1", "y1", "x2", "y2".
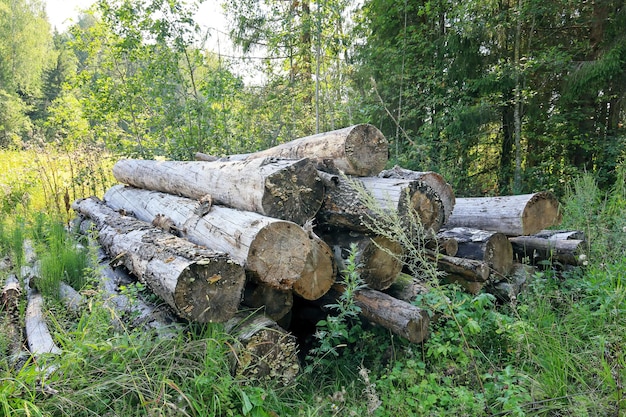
[{"x1": 71, "y1": 123, "x2": 582, "y2": 383}]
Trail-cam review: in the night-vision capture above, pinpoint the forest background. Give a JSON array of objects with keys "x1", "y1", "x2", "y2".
[{"x1": 1, "y1": 0, "x2": 626, "y2": 416}]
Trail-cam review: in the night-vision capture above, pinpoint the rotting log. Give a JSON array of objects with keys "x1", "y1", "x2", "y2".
[
  {"x1": 378, "y1": 166, "x2": 456, "y2": 224},
  {"x1": 320, "y1": 231, "x2": 403, "y2": 291},
  {"x1": 333, "y1": 284, "x2": 430, "y2": 343},
  {"x1": 104, "y1": 185, "x2": 316, "y2": 294},
  {"x1": 1, "y1": 274, "x2": 21, "y2": 313},
  {"x1": 112, "y1": 157, "x2": 324, "y2": 225},
  {"x1": 243, "y1": 282, "x2": 293, "y2": 322},
  {"x1": 509, "y1": 236, "x2": 585, "y2": 266},
  {"x1": 219, "y1": 124, "x2": 389, "y2": 177},
  {"x1": 224, "y1": 311, "x2": 300, "y2": 386},
  {"x1": 438, "y1": 227, "x2": 513, "y2": 275},
  {"x1": 59, "y1": 282, "x2": 85, "y2": 314},
  {"x1": 1, "y1": 274, "x2": 25, "y2": 365},
  {"x1": 25, "y1": 289, "x2": 62, "y2": 356},
  {"x1": 427, "y1": 252, "x2": 490, "y2": 282},
  {"x1": 316, "y1": 175, "x2": 444, "y2": 235},
  {"x1": 73, "y1": 197, "x2": 246, "y2": 323},
  {"x1": 445, "y1": 192, "x2": 562, "y2": 236},
  {"x1": 384, "y1": 272, "x2": 430, "y2": 303}
]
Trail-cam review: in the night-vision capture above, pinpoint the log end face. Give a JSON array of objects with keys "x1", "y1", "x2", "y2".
[
  {"x1": 403, "y1": 182, "x2": 445, "y2": 233},
  {"x1": 292, "y1": 238, "x2": 337, "y2": 300},
  {"x1": 485, "y1": 233, "x2": 514, "y2": 275},
  {"x1": 360, "y1": 236, "x2": 403, "y2": 290},
  {"x1": 344, "y1": 124, "x2": 389, "y2": 177},
  {"x1": 522, "y1": 192, "x2": 562, "y2": 235},
  {"x1": 175, "y1": 259, "x2": 246, "y2": 323},
  {"x1": 406, "y1": 309, "x2": 430, "y2": 343},
  {"x1": 262, "y1": 159, "x2": 325, "y2": 224}
]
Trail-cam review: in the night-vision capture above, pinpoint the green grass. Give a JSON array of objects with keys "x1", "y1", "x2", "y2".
[{"x1": 1, "y1": 151, "x2": 625, "y2": 416}]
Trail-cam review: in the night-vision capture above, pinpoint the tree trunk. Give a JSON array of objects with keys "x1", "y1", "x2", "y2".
[
  {"x1": 425, "y1": 237, "x2": 459, "y2": 256},
  {"x1": 218, "y1": 124, "x2": 389, "y2": 177},
  {"x1": 441, "y1": 275, "x2": 484, "y2": 294},
  {"x1": 321, "y1": 231, "x2": 403, "y2": 290},
  {"x1": 316, "y1": 175, "x2": 444, "y2": 234},
  {"x1": 445, "y1": 192, "x2": 562, "y2": 235},
  {"x1": 378, "y1": 166, "x2": 456, "y2": 224},
  {"x1": 73, "y1": 197, "x2": 246, "y2": 323},
  {"x1": 243, "y1": 282, "x2": 293, "y2": 322},
  {"x1": 25, "y1": 289, "x2": 62, "y2": 356},
  {"x1": 438, "y1": 227, "x2": 513, "y2": 275},
  {"x1": 104, "y1": 185, "x2": 320, "y2": 295},
  {"x1": 427, "y1": 252, "x2": 491, "y2": 282},
  {"x1": 1, "y1": 274, "x2": 24, "y2": 365},
  {"x1": 509, "y1": 236, "x2": 585, "y2": 266},
  {"x1": 532, "y1": 229, "x2": 585, "y2": 241},
  {"x1": 384, "y1": 272, "x2": 430, "y2": 303},
  {"x1": 293, "y1": 230, "x2": 337, "y2": 300},
  {"x1": 224, "y1": 311, "x2": 300, "y2": 386},
  {"x1": 112, "y1": 157, "x2": 324, "y2": 225},
  {"x1": 334, "y1": 285, "x2": 429, "y2": 343}
]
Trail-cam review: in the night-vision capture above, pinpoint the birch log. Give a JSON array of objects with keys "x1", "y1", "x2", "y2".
[
  {"x1": 378, "y1": 166, "x2": 456, "y2": 224},
  {"x1": 438, "y1": 227, "x2": 513, "y2": 275},
  {"x1": 104, "y1": 185, "x2": 316, "y2": 293},
  {"x1": 219, "y1": 124, "x2": 389, "y2": 177},
  {"x1": 316, "y1": 175, "x2": 444, "y2": 234},
  {"x1": 112, "y1": 157, "x2": 324, "y2": 225},
  {"x1": 73, "y1": 197, "x2": 246, "y2": 323},
  {"x1": 445, "y1": 192, "x2": 562, "y2": 235}
]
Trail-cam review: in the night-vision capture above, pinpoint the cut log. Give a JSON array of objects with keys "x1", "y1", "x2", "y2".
[
  {"x1": 425, "y1": 237, "x2": 459, "y2": 256},
  {"x1": 384, "y1": 272, "x2": 430, "y2": 303},
  {"x1": 243, "y1": 282, "x2": 293, "y2": 322},
  {"x1": 438, "y1": 227, "x2": 513, "y2": 275},
  {"x1": 25, "y1": 289, "x2": 62, "y2": 356},
  {"x1": 1, "y1": 274, "x2": 24, "y2": 365},
  {"x1": 218, "y1": 124, "x2": 389, "y2": 177},
  {"x1": 59, "y1": 282, "x2": 85, "y2": 314},
  {"x1": 321, "y1": 231, "x2": 403, "y2": 290},
  {"x1": 294, "y1": 229, "x2": 337, "y2": 300},
  {"x1": 488, "y1": 263, "x2": 535, "y2": 302},
  {"x1": 333, "y1": 284, "x2": 430, "y2": 343},
  {"x1": 427, "y1": 252, "x2": 490, "y2": 282},
  {"x1": 112, "y1": 157, "x2": 324, "y2": 225},
  {"x1": 1, "y1": 274, "x2": 21, "y2": 313},
  {"x1": 104, "y1": 185, "x2": 316, "y2": 294},
  {"x1": 73, "y1": 197, "x2": 246, "y2": 323},
  {"x1": 532, "y1": 229, "x2": 586, "y2": 241},
  {"x1": 224, "y1": 311, "x2": 300, "y2": 386},
  {"x1": 316, "y1": 175, "x2": 444, "y2": 234},
  {"x1": 508, "y1": 236, "x2": 586, "y2": 265},
  {"x1": 445, "y1": 192, "x2": 562, "y2": 235},
  {"x1": 441, "y1": 275, "x2": 485, "y2": 294},
  {"x1": 378, "y1": 166, "x2": 456, "y2": 224}
]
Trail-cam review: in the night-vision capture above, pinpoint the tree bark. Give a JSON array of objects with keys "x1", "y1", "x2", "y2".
[
  {"x1": 25, "y1": 289, "x2": 62, "y2": 356},
  {"x1": 509, "y1": 236, "x2": 585, "y2": 266},
  {"x1": 104, "y1": 185, "x2": 318, "y2": 294},
  {"x1": 224, "y1": 311, "x2": 300, "y2": 386},
  {"x1": 378, "y1": 166, "x2": 456, "y2": 224},
  {"x1": 321, "y1": 231, "x2": 403, "y2": 290},
  {"x1": 438, "y1": 227, "x2": 513, "y2": 275},
  {"x1": 73, "y1": 197, "x2": 247, "y2": 323},
  {"x1": 218, "y1": 124, "x2": 389, "y2": 177},
  {"x1": 333, "y1": 284, "x2": 430, "y2": 343},
  {"x1": 1, "y1": 274, "x2": 24, "y2": 365},
  {"x1": 112, "y1": 157, "x2": 324, "y2": 225},
  {"x1": 427, "y1": 252, "x2": 491, "y2": 282},
  {"x1": 445, "y1": 192, "x2": 562, "y2": 235},
  {"x1": 316, "y1": 175, "x2": 444, "y2": 234}
]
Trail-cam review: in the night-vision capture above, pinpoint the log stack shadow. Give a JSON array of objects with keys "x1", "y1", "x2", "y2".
[{"x1": 69, "y1": 123, "x2": 581, "y2": 384}]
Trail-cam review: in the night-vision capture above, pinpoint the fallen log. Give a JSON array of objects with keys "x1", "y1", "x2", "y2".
[
  {"x1": 333, "y1": 284, "x2": 430, "y2": 343},
  {"x1": 112, "y1": 157, "x2": 324, "y2": 225},
  {"x1": 441, "y1": 275, "x2": 485, "y2": 294},
  {"x1": 1, "y1": 274, "x2": 25, "y2": 365},
  {"x1": 73, "y1": 197, "x2": 246, "y2": 323},
  {"x1": 243, "y1": 282, "x2": 293, "y2": 322},
  {"x1": 378, "y1": 166, "x2": 456, "y2": 224},
  {"x1": 224, "y1": 311, "x2": 300, "y2": 386},
  {"x1": 425, "y1": 237, "x2": 459, "y2": 256},
  {"x1": 25, "y1": 289, "x2": 62, "y2": 356},
  {"x1": 427, "y1": 252, "x2": 490, "y2": 282},
  {"x1": 59, "y1": 281, "x2": 85, "y2": 314},
  {"x1": 316, "y1": 175, "x2": 444, "y2": 235},
  {"x1": 320, "y1": 231, "x2": 403, "y2": 290},
  {"x1": 488, "y1": 263, "x2": 535, "y2": 302},
  {"x1": 445, "y1": 192, "x2": 562, "y2": 236},
  {"x1": 438, "y1": 227, "x2": 513, "y2": 275},
  {"x1": 294, "y1": 229, "x2": 336, "y2": 300},
  {"x1": 508, "y1": 236, "x2": 586, "y2": 266},
  {"x1": 384, "y1": 272, "x2": 430, "y2": 303},
  {"x1": 104, "y1": 185, "x2": 319, "y2": 295},
  {"x1": 219, "y1": 124, "x2": 389, "y2": 177}
]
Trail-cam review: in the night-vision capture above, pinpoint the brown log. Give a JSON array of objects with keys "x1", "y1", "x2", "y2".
[
  {"x1": 441, "y1": 275, "x2": 485, "y2": 294},
  {"x1": 243, "y1": 282, "x2": 293, "y2": 322},
  {"x1": 73, "y1": 197, "x2": 246, "y2": 323},
  {"x1": 218, "y1": 124, "x2": 389, "y2": 177},
  {"x1": 508, "y1": 236, "x2": 586, "y2": 265},
  {"x1": 316, "y1": 175, "x2": 444, "y2": 234},
  {"x1": 224, "y1": 311, "x2": 300, "y2": 386},
  {"x1": 378, "y1": 166, "x2": 456, "y2": 224},
  {"x1": 294, "y1": 229, "x2": 337, "y2": 300},
  {"x1": 333, "y1": 284, "x2": 429, "y2": 343},
  {"x1": 425, "y1": 237, "x2": 459, "y2": 256},
  {"x1": 384, "y1": 272, "x2": 430, "y2": 303},
  {"x1": 104, "y1": 185, "x2": 317, "y2": 294},
  {"x1": 321, "y1": 231, "x2": 403, "y2": 290},
  {"x1": 438, "y1": 227, "x2": 513, "y2": 275},
  {"x1": 445, "y1": 192, "x2": 562, "y2": 235},
  {"x1": 427, "y1": 252, "x2": 490, "y2": 282},
  {"x1": 112, "y1": 157, "x2": 324, "y2": 225}
]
